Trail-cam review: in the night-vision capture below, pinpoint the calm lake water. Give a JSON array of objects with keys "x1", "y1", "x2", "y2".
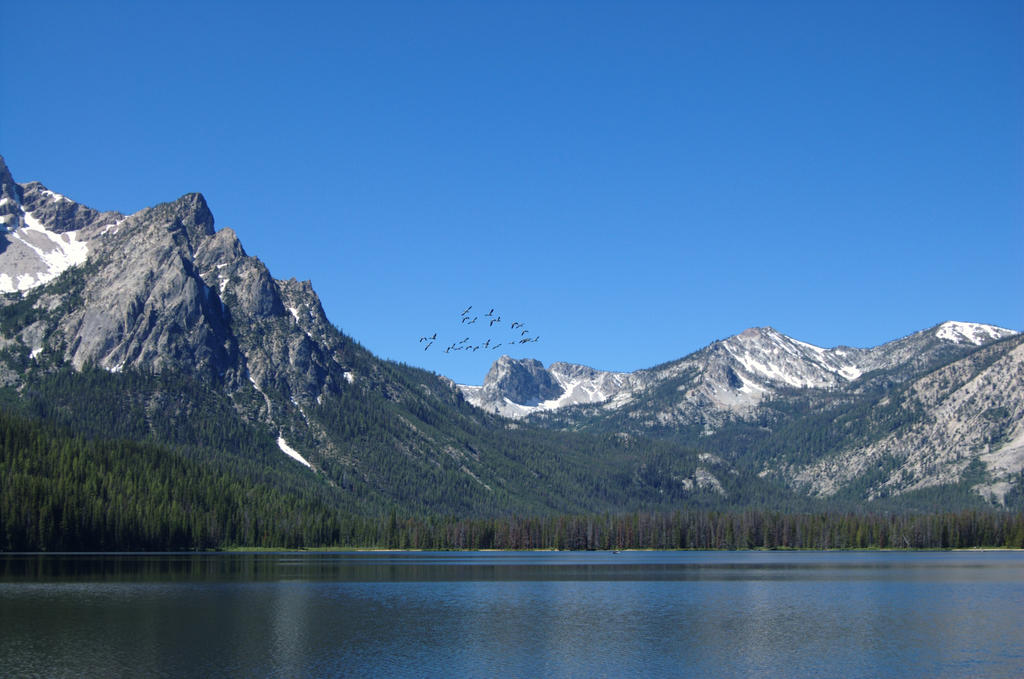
[{"x1": 1, "y1": 551, "x2": 1022, "y2": 678}]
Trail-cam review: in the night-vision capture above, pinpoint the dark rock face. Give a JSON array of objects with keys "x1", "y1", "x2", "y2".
[
  {"x1": 482, "y1": 356, "x2": 563, "y2": 405},
  {"x1": 0, "y1": 156, "x2": 23, "y2": 232}
]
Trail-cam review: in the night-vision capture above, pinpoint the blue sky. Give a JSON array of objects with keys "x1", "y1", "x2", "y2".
[{"x1": 2, "y1": 0, "x2": 1021, "y2": 384}]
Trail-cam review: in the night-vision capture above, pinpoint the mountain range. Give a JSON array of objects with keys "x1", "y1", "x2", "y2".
[
  {"x1": 1, "y1": 154, "x2": 1021, "y2": 540},
  {"x1": 460, "y1": 321, "x2": 1022, "y2": 505}
]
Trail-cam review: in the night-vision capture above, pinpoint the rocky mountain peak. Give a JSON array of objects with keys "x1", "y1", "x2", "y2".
[
  {"x1": 737, "y1": 326, "x2": 777, "y2": 339},
  {"x1": 0, "y1": 159, "x2": 358, "y2": 419},
  {"x1": 0, "y1": 163, "x2": 123, "y2": 293},
  {"x1": 483, "y1": 355, "x2": 564, "y2": 405},
  {"x1": 730, "y1": 326, "x2": 800, "y2": 348},
  {"x1": 160, "y1": 192, "x2": 215, "y2": 248},
  {"x1": 125, "y1": 193, "x2": 214, "y2": 252},
  {"x1": 714, "y1": 326, "x2": 850, "y2": 390},
  {"x1": 173, "y1": 192, "x2": 214, "y2": 231}
]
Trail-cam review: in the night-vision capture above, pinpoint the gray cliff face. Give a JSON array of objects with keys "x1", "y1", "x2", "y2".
[{"x1": 58, "y1": 192, "x2": 236, "y2": 379}]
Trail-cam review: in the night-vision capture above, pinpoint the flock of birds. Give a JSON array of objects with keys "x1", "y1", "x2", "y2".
[{"x1": 418, "y1": 305, "x2": 540, "y2": 354}]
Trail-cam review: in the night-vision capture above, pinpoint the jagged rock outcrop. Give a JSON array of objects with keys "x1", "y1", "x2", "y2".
[{"x1": 483, "y1": 356, "x2": 563, "y2": 403}]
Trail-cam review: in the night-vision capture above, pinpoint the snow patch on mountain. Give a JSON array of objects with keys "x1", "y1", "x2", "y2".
[
  {"x1": 40, "y1": 189, "x2": 70, "y2": 203},
  {"x1": 547, "y1": 362, "x2": 636, "y2": 407},
  {"x1": 0, "y1": 210, "x2": 89, "y2": 292},
  {"x1": 277, "y1": 436, "x2": 313, "y2": 469}
]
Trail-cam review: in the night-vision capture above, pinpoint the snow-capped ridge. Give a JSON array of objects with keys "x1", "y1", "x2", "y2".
[
  {"x1": 934, "y1": 321, "x2": 1016, "y2": 345},
  {"x1": 718, "y1": 326, "x2": 861, "y2": 389}
]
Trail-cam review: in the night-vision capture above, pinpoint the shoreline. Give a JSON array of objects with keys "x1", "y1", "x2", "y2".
[{"x1": 5, "y1": 546, "x2": 1022, "y2": 555}]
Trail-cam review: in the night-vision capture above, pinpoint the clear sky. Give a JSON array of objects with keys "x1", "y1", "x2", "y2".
[{"x1": 2, "y1": 0, "x2": 1021, "y2": 385}]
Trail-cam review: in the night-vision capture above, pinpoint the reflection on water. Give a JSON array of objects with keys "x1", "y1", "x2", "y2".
[
  {"x1": 1, "y1": 551, "x2": 1022, "y2": 678},
  {"x1": 3, "y1": 549, "x2": 1017, "y2": 582}
]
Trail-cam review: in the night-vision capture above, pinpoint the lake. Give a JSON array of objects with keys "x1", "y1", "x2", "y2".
[{"x1": 1, "y1": 551, "x2": 1022, "y2": 678}]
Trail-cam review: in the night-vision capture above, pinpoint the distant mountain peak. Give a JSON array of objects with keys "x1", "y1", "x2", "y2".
[
  {"x1": 738, "y1": 325, "x2": 781, "y2": 338},
  {"x1": 460, "y1": 356, "x2": 639, "y2": 418},
  {"x1": 482, "y1": 355, "x2": 564, "y2": 406}
]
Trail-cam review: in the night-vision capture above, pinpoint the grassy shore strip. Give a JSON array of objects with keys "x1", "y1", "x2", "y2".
[{"x1": 216, "y1": 546, "x2": 1024, "y2": 553}]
